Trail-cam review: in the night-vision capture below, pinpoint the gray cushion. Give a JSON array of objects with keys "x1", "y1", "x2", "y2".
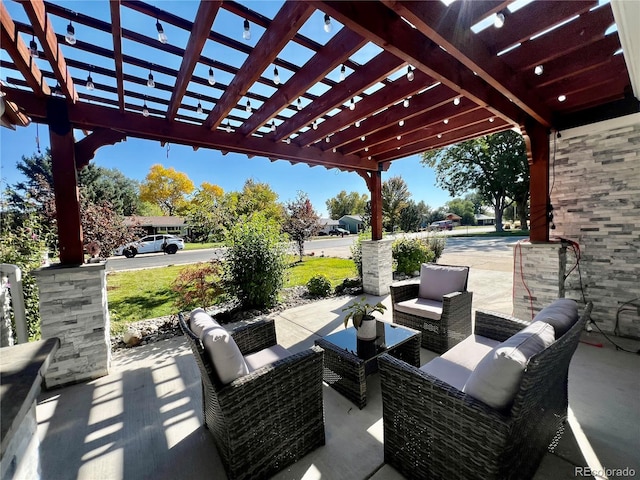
[
  {"x1": 462, "y1": 321, "x2": 555, "y2": 410},
  {"x1": 395, "y1": 298, "x2": 443, "y2": 320},
  {"x1": 418, "y1": 264, "x2": 468, "y2": 301},
  {"x1": 190, "y1": 308, "x2": 219, "y2": 340},
  {"x1": 245, "y1": 344, "x2": 292, "y2": 372},
  {"x1": 533, "y1": 299, "x2": 578, "y2": 338},
  {"x1": 202, "y1": 325, "x2": 249, "y2": 384}
]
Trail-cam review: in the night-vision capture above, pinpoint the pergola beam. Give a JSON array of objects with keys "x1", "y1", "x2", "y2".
[
  {"x1": 19, "y1": 0, "x2": 77, "y2": 101},
  {"x1": 108, "y1": 0, "x2": 125, "y2": 111},
  {"x1": 204, "y1": 2, "x2": 315, "y2": 130},
  {"x1": 0, "y1": 2, "x2": 51, "y2": 96}
]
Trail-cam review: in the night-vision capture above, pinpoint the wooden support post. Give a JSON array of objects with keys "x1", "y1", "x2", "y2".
[
  {"x1": 358, "y1": 170, "x2": 383, "y2": 240},
  {"x1": 48, "y1": 99, "x2": 84, "y2": 265},
  {"x1": 521, "y1": 118, "x2": 550, "y2": 243}
]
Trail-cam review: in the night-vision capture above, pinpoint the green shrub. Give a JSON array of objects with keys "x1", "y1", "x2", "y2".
[
  {"x1": 392, "y1": 237, "x2": 435, "y2": 275},
  {"x1": 306, "y1": 274, "x2": 332, "y2": 297},
  {"x1": 425, "y1": 234, "x2": 446, "y2": 262},
  {"x1": 350, "y1": 229, "x2": 371, "y2": 279},
  {"x1": 171, "y1": 260, "x2": 225, "y2": 311},
  {"x1": 224, "y1": 214, "x2": 287, "y2": 309}
]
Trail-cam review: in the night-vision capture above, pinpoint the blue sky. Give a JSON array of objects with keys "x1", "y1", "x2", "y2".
[{"x1": 0, "y1": 1, "x2": 454, "y2": 217}]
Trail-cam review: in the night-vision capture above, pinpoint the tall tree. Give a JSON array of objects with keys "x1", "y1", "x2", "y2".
[
  {"x1": 445, "y1": 198, "x2": 476, "y2": 226},
  {"x1": 186, "y1": 182, "x2": 226, "y2": 242},
  {"x1": 139, "y1": 164, "x2": 194, "y2": 216},
  {"x1": 282, "y1": 191, "x2": 321, "y2": 262},
  {"x1": 228, "y1": 179, "x2": 284, "y2": 225},
  {"x1": 325, "y1": 190, "x2": 368, "y2": 219},
  {"x1": 398, "y1": 200, "x2": 422, "y2": 232},
  {"x1": 382, "y1": 175, "x2": 411, "y2": 232},
  {"x1": 421, "y1": 130, "x2": 528, "y2": 231}
]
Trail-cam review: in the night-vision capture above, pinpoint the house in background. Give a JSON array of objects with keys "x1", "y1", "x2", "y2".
[
  {"x1": 475, "y1": 213, "x2": 496, "y2": 226},
  {"x1": 444, "y1": 213, "x2": 462, "y2": 226},
  {"x1": 124, "y1": 216, "x2": 188, "y2": 237},
  {"x1": 339, "y1": 215, "x2": 364, "y2": 234},
  {"x1": 317, "y1": 218, "x2": 340, "y2": 235}
]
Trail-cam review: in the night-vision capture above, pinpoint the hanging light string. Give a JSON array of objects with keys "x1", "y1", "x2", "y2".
[{"x1": 36, "y1": 123, "x2": 41, "y2": 154}]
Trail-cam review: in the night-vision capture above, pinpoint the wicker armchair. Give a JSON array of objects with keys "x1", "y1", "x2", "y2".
[
  {"x1": 378, "y1": 303, "x2": 593, "y2": 480},
  {"x1": 390, "y1": 264, "x2": 472, "y2": 353},
  {"x1": 178, "y1": 313, "x2": 325, "y2": 480}
]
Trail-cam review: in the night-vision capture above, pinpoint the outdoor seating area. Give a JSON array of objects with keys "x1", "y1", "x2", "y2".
[{"x1": 32, "y1": 264, "x2": 640, "y2": 480}]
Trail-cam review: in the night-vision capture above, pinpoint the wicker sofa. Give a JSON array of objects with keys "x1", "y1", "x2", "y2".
[
  {"x1": 379, "y1": 299, "x2": 593, "y2": 480},
  {"x1": 178, "y1": 311, "x2": 325, "y2": 480},
  {"x1": 390, "y1": 263, "x2": 472, "y2": 353}
]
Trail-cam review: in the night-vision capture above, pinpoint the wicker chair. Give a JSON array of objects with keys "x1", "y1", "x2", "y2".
[
  {"x1": 390, "y1": 264, "x2": 472, "y2": 353},
  {"x1": 378, "y1": 303, "x2": 593, "y2": 480},
  {"x1": 178, "y1": 313, "x2": 325, "y2": 480}
]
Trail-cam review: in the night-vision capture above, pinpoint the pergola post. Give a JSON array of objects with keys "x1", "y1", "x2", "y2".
[
  {"x1": 47, "y1": 98, "x2": 84, "y2": 265},
  {"x1": 521, "y1": 118, "x2": 550, "y2": 243}
]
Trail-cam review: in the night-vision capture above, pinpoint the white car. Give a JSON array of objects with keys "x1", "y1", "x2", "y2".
[{"x1": 116, "y1": 234, "x2": 185, "y2": 258}]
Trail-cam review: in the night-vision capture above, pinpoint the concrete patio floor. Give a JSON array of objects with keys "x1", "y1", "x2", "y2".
[{"x1": 36, "y1": 251, "x2": 640, "y2": 480}]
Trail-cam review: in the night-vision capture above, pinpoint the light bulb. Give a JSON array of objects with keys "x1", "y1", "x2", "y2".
[
  {"x1": 397, "y1": 135, "x2": 401, "y2": 140},
  {"x1": 143, "y1": 102, "x2": 149, "y2": 117},
  {"x1": 297, "y1": 98, "x2": 302, "y2": 111},
  {"x1": 326, "y1": 136, "x2": 330, "y2": 143},
  {"x1": 399, "y1": 120, "x2": 404, "y2": 127},
  {"x1": 534, "y1": 65, "x2": 544, "y2": 76},
  {"x1": 147, "y1": 72, "x2": 155, "y2": 88},
  {"x1": 454, "y1": 97, "x2": 461, "y2": 106},
  {"x1": 156, "y1": 20, "x2": 168, "y2": 44},
  {"x1": 494, "y1": 12, "x2": 505, "y2": 28},
  {"x1": 225, "y1": 121, "x2": 232, "y2": 133},
  {"x1": 208, "y1": 67, "x2": 215, "y2": 86},
  {"x1": 65, "y1": 22, "x2": 76, "y2": 45},
  {"x1": 243, "y1": 19, "x2": 251, "y2": 41},
  {"x1": 312, "y1": 120, "x2": 317, "y2": 130},
  {"x1": 29, "y1": 38, "x2": 38, "y2": 57},
  {"x1": 197, "y1": 101, "x2": 203, "y2": 114},
  {"x1": 332, "y1": 148, "x2": 337, "y2": 153},
  {"x1": 489, "y1": 117, "x2": 495, "y2": 123},
  {"x1": 339, "y1": 65, "x2": 346, "y2": 82},
  {"x1": 286, "y1": 138, "x2": 291, "y2": 144},
  {"x1": 443, "y1": 118, "x2": 449, "y2": 124},
  {"x1": 355, "y1": 120, "x2": 360, "y2": 128},
  {"x1": 324, "y1": 14, "x2": 331, "y2": 33},
  {"x1": 273, "y1": 67, "x2": 280, "y2": 85},
  {"x1": 349, "y1": 98, "x2": 355, "y2": 111},
  {"x1": 361, "y1": 136, "x2": 365, "y2": 141},
  {"x1": 558, "y1": 94, "x2": 566, "y2": 102},
  {"x1": 246, "y1": 100, "x2": 252, "y2": 113},
  {"x1": 271, "y1": 121, "x2": 276, "y2": 132},
  {"x1": 403, "y1": 98, "x2": 410, "y2": 108},
  {"x1": 368, "y1": 156, "x2": 372, "y2": 160},
  {"x1": 437, "y1": 134, "x2": 442, "y2": 138},
  {"x1": 407, "y1": 65, "x2": 414, "y2": 81},
  {"x1": 365, "y1": 147, "x2": 369, "y2": 152},
  {"x1": 86, "y1": 74, "x2": 94, "y2": 91}
]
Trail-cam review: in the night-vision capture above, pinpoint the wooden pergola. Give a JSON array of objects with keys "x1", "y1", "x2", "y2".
[{"x1": 1, "y1": 0, "x2": 637, "y2": 265}]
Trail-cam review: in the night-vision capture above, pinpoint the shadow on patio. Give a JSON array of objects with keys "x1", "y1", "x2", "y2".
[{"x1": 36, "y1": 269, "x2": 640, "y2": 480}]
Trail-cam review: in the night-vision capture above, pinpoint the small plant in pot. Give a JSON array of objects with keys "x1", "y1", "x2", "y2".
[{"x1": 342, "y1": 297, "x2": 387, "y2": 340}]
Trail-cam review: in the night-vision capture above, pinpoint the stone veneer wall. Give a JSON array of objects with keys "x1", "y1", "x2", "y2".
[
  {"x1": 33, "y1": 262, "x2": 111, "y2": 387},
  {"x1": 0, "y1": 402, "x2": 40, "y2": 480},
  {"x1": 515, "y1": 113, "x2": 640, "y2": 338},
  {"x1": 361, "y1": 239, "x2": 393, "y2": 296}
]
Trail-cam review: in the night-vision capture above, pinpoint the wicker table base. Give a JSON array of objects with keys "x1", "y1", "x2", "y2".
[{"x1": 315, "y1": 322, "x2": 420, "y2": 408}]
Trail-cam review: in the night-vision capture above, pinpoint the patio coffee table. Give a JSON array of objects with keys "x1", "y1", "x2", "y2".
[{"x1": 315, "y1": 321, "x2": 420, "y2": 408}]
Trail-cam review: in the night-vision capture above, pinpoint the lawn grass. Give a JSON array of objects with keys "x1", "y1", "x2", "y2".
[
  {"x1": 107, "y1": 256, "x2": 357, "y2": 335},
  {"x1": 184, "y1": 242, "x2": 222, "y2": 250},
  {"x1": 452, "y1": 229, "x2": 530, "y2": 238}
]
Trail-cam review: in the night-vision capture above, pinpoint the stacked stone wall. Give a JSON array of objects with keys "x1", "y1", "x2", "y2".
[{"x1": 361, "y1": 239, "x2": 393, "y2": 296}]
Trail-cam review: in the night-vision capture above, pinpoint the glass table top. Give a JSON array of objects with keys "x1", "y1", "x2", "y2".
[{"x1": 319, "y1": 321, "x2": 417, "y2": 360}]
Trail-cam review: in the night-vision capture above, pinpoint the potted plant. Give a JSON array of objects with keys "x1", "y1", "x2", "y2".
[{"x1": 342, "y1": 297, "x2": 387, "y2": 340}]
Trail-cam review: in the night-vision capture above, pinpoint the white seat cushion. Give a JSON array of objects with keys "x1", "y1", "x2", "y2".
[
  {"x1": 395, "y1": 298, "x2": 443, "y2": 320},
  {"x1": 202, "y1": 325, "x2": 249, "y2": 384},
  {"x1": 533, "y1": 298, "x2": 578, "y2": 338},
  {"x1": 190, "y1": 308, "x2": 219, "y2": 340},
  {"x1": 463, "y1": 321, "x2": 555, "y2": 409},
  {"x1": 418, "y1": 264, "x2": 468, "y2": 301},
  {"x1": 420, "y1": 335, "x2": 500, "y2": 391},
  {"x1": 244, "y1": 344, "x2": 292, "y2": 372}
]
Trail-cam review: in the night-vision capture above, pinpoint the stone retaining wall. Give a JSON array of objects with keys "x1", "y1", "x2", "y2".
[{"x1": 361, "y1": 239, "x2": 393, "y2": 296}]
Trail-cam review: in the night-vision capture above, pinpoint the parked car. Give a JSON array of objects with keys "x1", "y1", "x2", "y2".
[
  {"x1": 428, "y1": 220, "x2": 453, "y2": 231},
  {"x1": 115, "y1": 234, "x2": 185, "y2": 258},
  {"x1": 329, "y1": 227, "x2": 350, "y2": 236}
]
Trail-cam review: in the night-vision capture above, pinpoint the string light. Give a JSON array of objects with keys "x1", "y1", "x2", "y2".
[
  {"x1": 270, "y1": 121, "x2": 276, "y2": 132},
  {"x1": 349, "y1": 98, "x2": 355, "y2": 111},
  {"x1": 246, "y1": 99, "x2": 252, "y2": 113},
  {"x1": 332, "y1": 148, "x2": 337, "y2": 153},
  {"x1": 534, "y1": 65, "x2": 544, "y2": 76},
  {"x1": 339, "y1": 65, "x2": 346, "y2": 82},
  {"x1": 85, "y1": 74, "x2": 94, "y2": 91},
  {"x1": 243, "y1": 19, "x2": 251, "y2": 40},
  {"x1": 355, "y1": 120, "x2": 361, "y2": 128},
  {"x1": 147, "y1": 71, "x2": 155, "y2": 88},
  {"x1": 365, "y1": 147, "x2": 369, "y2": 152},
  {"x1": 558, "y1": 94, "x2": 567, "y2": 102},
  {"x1": 361, "y1": 136, "x2": 366, "y2": 141},
  {"x1": 443, "y1": 118, "x2": 449, "y2": 124},
  {"x1": 323, "y1": 14, "x2": 332, "y2": 33},
  {"x1": 29, "y1": 36, "x2": 38, "y2": 57},
  {"x1": 273, "y1": 67, "x2": 280, "y2": 85},
  {"x1": 326, "y1": 136, "x2": 330, "y2": 143},
  {"x1": 142, "y1": 101, "x2": 149, "y2": 117},
  {"x1": 403, "y1": 98, "x2": 410, "y2": 108},
  {"x1": 399, "y1": 120, "x2": 405, "y2": 127},
  {"x1": 397, "y1": 135, "x2": 402, "y2": 140},
  {"x1": 494, "y1": 11, "x2": 505, "y2": 28},
  {"x1": 312, "y1": 120, "x2": 318, "y2": 130},
  {"x1": 437, "y1": 134, "x2": 442, "y2": 138},
  {"x1": 156, "y1": 19, "x2": 168, "y2": 44},
  {"x1": 407, "y1": 65, "x2": 415, "y2": 81},
  {"x1": 285, "y1": 137, "x2": 291, "y2": 144},
  {"x1": 197, "y1": 101, "x2": 203, "y2": 114},
  {"x1": 489, "y1": 117, "x2": 495, "y2": 122},
  {"x1": 297, "y1": 98, "x2": 302, "y2": 111},
  {"x1": 208, "y1": 67, "x2": 215, "y2": 86},
  {"x1": 454, "y1": 97, "x2": 461, "y2": 106},
  {"x1": 65, "y1": 21, "x2": 76, "y2": 45},
  {"x1": 225, "y1": 121, "x2": 232, "y2": 133}
]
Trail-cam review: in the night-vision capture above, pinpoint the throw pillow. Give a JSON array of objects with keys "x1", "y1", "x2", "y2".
[
  {"x1": 418, "y1": 264, "x2": 469, "y2": 301},
  {"x1": 202, "y1": 325, "x2": 249, "y2": 384},
  {"x1": 533, "y1": 299, "x2": 578, "y2": 338},
  {"x1": 190, "y1": 308, "x2": 219, "y2": 340},
  {"x1": 462, "y1": 321, "x2": 555, "y2": 410}
]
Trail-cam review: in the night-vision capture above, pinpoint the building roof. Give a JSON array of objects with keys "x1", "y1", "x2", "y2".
[
  {"x1": 339, "y1": 215, "x2": 363, "y2": 222},
  {"x1": 123, "y1": 216, "x2": 186, "y2": 228}
]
